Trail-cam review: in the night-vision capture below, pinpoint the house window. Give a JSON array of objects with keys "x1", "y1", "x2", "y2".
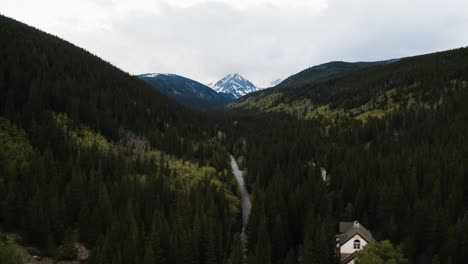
[{"x1": 354, "y1": 239, "x2": 361, "y2": 249}]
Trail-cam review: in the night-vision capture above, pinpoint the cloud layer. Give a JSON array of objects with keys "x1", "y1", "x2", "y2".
[{"x1": 2, "y1": 0, "x2": 468, "y2": 85}]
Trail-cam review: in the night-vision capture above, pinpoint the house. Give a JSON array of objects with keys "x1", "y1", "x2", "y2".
[{"x1": 336, "y1": 220, "x2": 375, "y2": 264}]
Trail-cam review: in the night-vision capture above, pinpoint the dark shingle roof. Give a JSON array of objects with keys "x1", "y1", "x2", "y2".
[
  {"x1": 336, "y1": 220, "x2": 374, "y2": 246},
  {"x1": 342, "y1": 251, "x2": 358, "y2": 264}
]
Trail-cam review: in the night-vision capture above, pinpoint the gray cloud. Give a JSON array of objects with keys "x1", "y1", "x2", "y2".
[{"x1": 2, "y1": 0, "x2": 468, "y2": 85}]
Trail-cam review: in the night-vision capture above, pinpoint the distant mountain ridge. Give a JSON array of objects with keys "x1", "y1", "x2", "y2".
[
  {"x1": 279, "y1": 61, "x2": 387, "y2": 87},
  {"x1": 231, "y1": 50, "x2": 468, "y2": 122},
  {"x1": 138, "y1": 73, "x2": 230, "y2": 110},
  {"x1": 138, "y1": 73, "x2": 279, "y2": 107},
  {"x1": 256, "y1": 78, "x2": 283, "y2": 89},
  {"x1": 210, "y1": 73, "x2": 258, "y2": 100}
]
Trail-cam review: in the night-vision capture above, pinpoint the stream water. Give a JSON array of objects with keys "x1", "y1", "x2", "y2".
[{"x1": 229, "y1": 154, "x2": 251, "y2": 241}]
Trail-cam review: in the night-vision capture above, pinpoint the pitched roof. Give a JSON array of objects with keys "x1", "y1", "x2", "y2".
[
  {"x1": 336, "y1": 220, "x2": 375, "y2": 246},
  {"x1": 339, "y1": 222, "x2": 354, "y2": 233},
  {"x1": 341, "y1": 251, "x2": 359, "y2": 264}
]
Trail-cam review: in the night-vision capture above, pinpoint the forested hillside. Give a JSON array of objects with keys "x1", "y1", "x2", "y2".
[
  {"x1": 1, "y1": 13, "x2": 468, "y2": 264},
  {"x1": 223, "y1": 48, "x2": 468, "y2": 263},
  {"x1": 0, "y1": 15, "x2": 241, "y2": 263},
  {"x1": 232, "y1": 48, "x2": 468, "y2": 122},
  {"x1": 278, "y1": 61, "x2": 385, "y2": 87}
]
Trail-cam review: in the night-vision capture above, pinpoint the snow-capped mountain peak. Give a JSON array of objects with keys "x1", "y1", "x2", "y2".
[
  {"x1": 210, "y1": 73, "x2": 258, "y2": 99},
  {"x1": 137, "y1": 73, "x2": 231, "y2": 109}
]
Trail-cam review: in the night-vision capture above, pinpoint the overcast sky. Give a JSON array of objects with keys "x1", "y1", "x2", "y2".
[{"x1": 2, "y1": 0, "x2": 468, "y2": 85}]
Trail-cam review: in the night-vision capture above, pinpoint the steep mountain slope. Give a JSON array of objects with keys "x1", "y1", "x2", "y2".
[
  {"x1": 279, "y1": 61, "x2": 387, "y2": 87},
  {"x1": 0, "y1": 16, "x2": 199, "y2": 152},
  {"x1": 211, "y1": 73, "x2": 258, "y2": 99},
  {"x1": 224, "y1": 47, "x2": 468, "y2": 263},
  {"x1": 232, "y1": 49, "x2": 468, "y2": 121},
  {"x1": 0, "y1": 15, "x2": 239, "y2": 263},
  {"x1": 137, "y1": 73, "x2": 231, "y2": 109}
]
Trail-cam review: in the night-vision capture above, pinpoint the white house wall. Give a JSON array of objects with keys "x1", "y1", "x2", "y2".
[{"x1": 340, "y1": 234, "x2": 368, "y2": 254}]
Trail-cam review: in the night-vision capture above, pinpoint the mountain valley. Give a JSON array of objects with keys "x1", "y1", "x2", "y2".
[{"x1": 1, "y1": 14, "x2": 468, "y2": 264}]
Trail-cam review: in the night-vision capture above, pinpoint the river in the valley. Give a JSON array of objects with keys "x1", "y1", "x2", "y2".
[{"x1": 229, "y1": 154, "x2": 251, "y2": 241}]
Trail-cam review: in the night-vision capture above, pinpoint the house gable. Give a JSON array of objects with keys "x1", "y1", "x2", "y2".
[
  {"x1": 336, "y1": 220, "x2": 375, "y2": 264},
  {"x1": 337, "y1": 221, "x2": 374, "y2": 246},
  {"x1": 340, "y1": 234, "x2": 368, "y2": 254}
]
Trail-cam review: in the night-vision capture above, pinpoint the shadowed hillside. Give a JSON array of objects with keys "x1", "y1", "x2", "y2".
[{"x1": 0, "y1": 15, "x2": 240, "y2": 264}]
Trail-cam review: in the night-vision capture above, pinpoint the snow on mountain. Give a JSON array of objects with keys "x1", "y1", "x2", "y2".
[
  {"x1": 140, "y1": 73, "x2": 172, "y2": 78},
  {"x1": 137, "y1": 73, "x2": 230, "y2": 109},
  {"x1": 256, "y1": 78, "x2": 282, "y2": 89},
  {"x1": 210, "y1": 73, "x2": 258, "y2": 99}
]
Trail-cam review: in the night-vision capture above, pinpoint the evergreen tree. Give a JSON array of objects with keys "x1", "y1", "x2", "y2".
[
  {"x1": 253, "y1": 219, "x2": 271, "y2": 264},
  {"x1": 283, "y1": 249, "x2": 296, "y2": 264},
  {"x1": 355, "y1": 240, "x2": 407, "y2": 264},
  {"x1": 228, "y1": 233, "x2": 245, "y2": 264}
]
